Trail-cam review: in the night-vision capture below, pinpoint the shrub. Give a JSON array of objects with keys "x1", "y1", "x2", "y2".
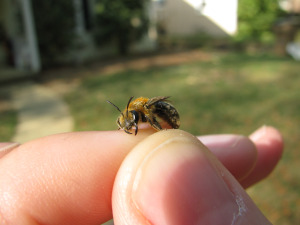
[
  {"x1": 93, "y1": 0, "x2": 149, "y2": 55},
  {"x1": 236, "y1": 0, "x2": 287, "y2": 44},
  {"x1": 32, "y1": 1, "x2": 75, "y2": 67}
]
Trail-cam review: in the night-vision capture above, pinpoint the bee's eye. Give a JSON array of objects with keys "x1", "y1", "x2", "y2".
[{"x1": 131, "y1": 110, "x2": 139, "y2": 123}]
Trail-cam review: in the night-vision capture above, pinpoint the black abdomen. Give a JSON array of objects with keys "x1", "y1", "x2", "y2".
[{"x1": 152, "y1": 101, "x2": 180, "y2": 129}]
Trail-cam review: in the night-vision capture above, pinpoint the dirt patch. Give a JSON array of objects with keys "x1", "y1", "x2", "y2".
[
  {"x1": 91, "y1": 49, "x2": 212, "y2": 75},
  {"x1": 40, "y1": 49, "x2": 213, "y2": 93},
  {"x1": 41, "y1": 50, "x2": 212, "y2": 78}
]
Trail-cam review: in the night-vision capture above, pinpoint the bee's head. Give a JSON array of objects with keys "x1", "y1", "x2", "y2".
[
  {"x1": 117, "y1": 111, "x2": 138, "y2": 134},
  {"x1": 107, "y1": 97, "x2": 139, "y2": 135}
]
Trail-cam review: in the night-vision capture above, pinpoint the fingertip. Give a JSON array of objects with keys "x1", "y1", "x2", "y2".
[
  {"x1": 113, "y1": 130, "x2": 204, "y2": 224},
  {"x1": 241, "y1": 126, "x2": 284, "y2": 188},
  {"x1": 112, "y1": 130, "x2": 270, "y2": 225},
  {"x1": 250, "y1": 125, "x2": 284, "y2": 155}
]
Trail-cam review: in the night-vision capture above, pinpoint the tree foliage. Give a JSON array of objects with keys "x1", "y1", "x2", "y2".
[
  {"x1": 31, "y1": 1, "x2": 75, "y2": 66},
  {"x1": 93, "y1": 0, "x2": 149, "y2": 55},
  {"x1": 236, "y1": 0, "x2": 287, "y2": 43}
]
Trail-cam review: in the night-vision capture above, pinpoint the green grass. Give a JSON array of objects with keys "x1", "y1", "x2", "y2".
[
  {"x1": 64, "y1": 51, "x2": 300, "y2": 225},
  {"x1": 0, "y1": 90, "x2": 17, "y2": 141},
  {"x1": 0, "y1": 109, "x2": 17, "y2": 141}
]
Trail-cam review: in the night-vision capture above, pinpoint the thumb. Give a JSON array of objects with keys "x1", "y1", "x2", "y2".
[{"x1": 112, "y1": 130, "x2": 271, "y2": 225}]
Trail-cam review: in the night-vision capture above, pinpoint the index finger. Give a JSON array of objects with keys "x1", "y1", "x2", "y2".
[{"x1": 0, "y1": 130, "x2": 154, "y2": 225}]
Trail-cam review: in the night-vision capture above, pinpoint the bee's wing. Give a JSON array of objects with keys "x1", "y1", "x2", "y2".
[{"x1": 147, "y1": 96, "x2": 170, "y2": 106}]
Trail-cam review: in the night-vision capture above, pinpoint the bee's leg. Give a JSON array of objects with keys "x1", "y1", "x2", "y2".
[
  {"x1": 124, "y1": 129, "x2": 133, "y2": 134},
  {"x1": 152, "y1": 117, "x2": 162, "y2": 130},
  {"x1": 134, "y1": 123, "x2": 138, "y2": 135},
  {"x1": 145, "y1": 115, "x2": 162, "y2": 131}
]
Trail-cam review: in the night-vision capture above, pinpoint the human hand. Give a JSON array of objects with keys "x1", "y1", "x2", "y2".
[{"x1": 0, "y1": 126, "x2": 283, "y2": 224}]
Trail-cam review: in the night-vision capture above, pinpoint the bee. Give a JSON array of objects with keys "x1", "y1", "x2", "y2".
[{"x1": 107, "y1": 96, "x2": 180, "y2": 135}]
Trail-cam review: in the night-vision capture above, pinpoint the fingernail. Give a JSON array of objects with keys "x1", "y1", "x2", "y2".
[
  {"x1": 250, "y1": 125, "x2": 283, "y2": 145},
  {"x1": 0, "y1": 142, "x2": 20, "y2": 158},
  {"x1": 250, "y1": 125, "x2": 267, "y2": 142},
  {"x1": 200, "y1": 134, "x2": 248, "y2": 149},
  {"x1": 131, "y1": 134, "x2": 242, "y2": 224}
]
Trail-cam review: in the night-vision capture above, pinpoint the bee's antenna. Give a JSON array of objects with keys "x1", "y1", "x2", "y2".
[
  {"x1": 106, "y1": 100, "x2": 124, "y2": 116},
  {"x1": 126, "y1": 96, "x2": 134, "y2": 116}
]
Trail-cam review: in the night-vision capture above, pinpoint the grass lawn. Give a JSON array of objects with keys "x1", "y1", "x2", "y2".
[
  {"x1": 0, "y1": 88, "x2": 17, "y2": 141},
  {"x1": 63, "y1": 51, "x2": 299, "y2": 224}
]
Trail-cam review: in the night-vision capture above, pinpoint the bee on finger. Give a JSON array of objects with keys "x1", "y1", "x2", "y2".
[{"x1": 107, "y1": 96, "x2": 180, "y2": 135}]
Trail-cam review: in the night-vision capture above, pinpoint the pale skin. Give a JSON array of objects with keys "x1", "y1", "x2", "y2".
[{"x1": 0, "y1": 126, "x2": 283, "y2": 225}]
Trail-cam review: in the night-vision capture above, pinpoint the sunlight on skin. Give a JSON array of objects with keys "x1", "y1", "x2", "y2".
[{"x1": 0, "y1": 126, "x2": 283, "y2": 224}]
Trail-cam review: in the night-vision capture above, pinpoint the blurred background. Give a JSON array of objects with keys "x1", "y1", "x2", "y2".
[{"x1": 1, "y1": 0, "x2": 300, "y2": 224}]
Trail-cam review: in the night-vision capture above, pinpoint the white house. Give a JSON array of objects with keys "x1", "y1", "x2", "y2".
[{"x1": 152, "y1": 0, "x2": 238, "y2": 37}]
